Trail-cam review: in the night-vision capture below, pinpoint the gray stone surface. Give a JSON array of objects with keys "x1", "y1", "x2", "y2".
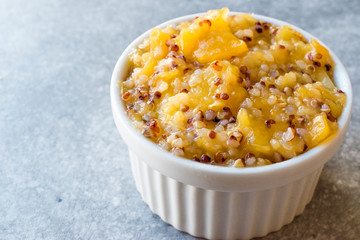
[{"x1": 0, "y1": 0, "x2": 359, "y2": 239}]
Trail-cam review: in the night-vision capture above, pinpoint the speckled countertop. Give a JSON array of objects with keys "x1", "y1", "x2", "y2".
[{"x1": 1, "y1": 0, "x2": 359, "y2": 239}]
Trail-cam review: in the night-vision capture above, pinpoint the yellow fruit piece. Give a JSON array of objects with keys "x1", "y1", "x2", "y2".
[
  {"x1": 229, "y1": 14, "x2": 256, "y2": 31},
  {"x1": 206, "y1": 60, "x2": 248, "y2": 112},
  {"x1": 270, "y1": 47, "x2": 289, "y2": 65},
  {"x1": 156, "y1": 68, "x2": 181, "y2": 82},
  {"x1": 162, "y1": 93, "x2": 190, "y2": 115},
  {"x1": 311, "y1": 39, "x2": 330, "y2": 60},
  {"x1": 177, "y1": 19, "x2": 211, "y2": 60},
  {"x1": 177, "y1": 7, "x2": 248, "y2": 63},
  {"x1": 243, "y1": 51, "x2": 270, "y2": 67},
  {"x1": 245, "y1": 120, "x2": 272, "y2": 155},
  {"x1": 275, "y1": 72, "x2": 297, "y2": 90},
  {"x1": 307, "y1": 113, "x2": 331, "y2": 147},
  {"x1": 276, "y1": 136, "x2": 305, "y2": 159},
  {"x1": 294, "y1": 84, "x2": 322, "y2": 99},
  {"x1": 133, "y1": 54, "x2": 157, "y2": 78},
  {"x1": 194, "y1": 31, "x2": 248, "y2": 63},
  {"x1": 172, "y1": 111, "x2": 187, "y2": 129},
  {"x1": 195, "y1": 134, "x2": 223, "y2": 155},
  {"x1": 236, "y1": 108, "x2": 250, "y2": 127},
  {"x1": 275, "y1": 26, "x2": 306, "y2": 42},
  {"x1": 310, "y1": 39, "x2": 334, "y2": 69},
  {"x1": 204, "y1": 7, "x2": 230, "y2": 31},
  {"x1": 291, "y1": 41, "x2": 312, "y2": 60},
  {"x1": 150, "y1": 28, "x2": 170, "y2": 60},
  {"x1": 233, "y1": 159, "x2": 245, "y2": 168}
]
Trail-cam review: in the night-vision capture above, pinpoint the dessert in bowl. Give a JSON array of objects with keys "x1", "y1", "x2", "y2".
[{"x1": 111, "y1": 8, "x2": 352, "y2": 239}]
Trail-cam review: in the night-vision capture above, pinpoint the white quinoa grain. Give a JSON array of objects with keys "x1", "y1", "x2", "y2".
[
  {"x1": 283, "y1": 127, "x2": 295, "y2": 142},
  {"x1": 320, "y1": 104, "x2": 331, "y2": 113},
  {"x1": 267, "y1": 95, "x2": 277, "y2": 105},
  {"x1": 252, "y1": 108, "x2": 262, "y2": 118},
  {"x1": 189, "y1": 75, "x2": 202, "y2": 87},
  {"x1": 269, "y1": 69, "x2": 279, "y2": 78},
  {"x1": 172, "y1": 138, "x2": 183, "y2": 148},
  {"x1": 295, "y1": 128, "x2": 307, "y2": 137},
  {"x1": 269, "y1": 87, "x2": 284, "y2": 96},
  {"x1": 273, "y1": 152, "x2": 284, "y2": 162},
  {"x1": 302, "y1": 73, "x2": 313, "y2": 83},
  {"x1": 242, "y1": 98, "x2": 253, "y2": 108},
  {"x1": 249, "y1": 87, "x2": 261, "y2": 96},
  {"x1": 285, "y1": 105, "x2": 297, "y2": 115},
  {"x1": 296, "y1": 60, "x2": 306, "y2": 69},
  {"x1": 270, "y1": 139, "x2": 281, "y2": 149},
  {"x1": 260, "y1": 64, "x2": 269, "y2": 72},
  {"x1": 167, "y1": 133, "x2": 178, "y2": 143},
  {"x1": 233, "y1": 130, "x2": 243, "y2": 138},
  {"x1": 245, "y1": 154, "x2": 256, "y2": 166},
  {"x1": 123, "y1": 79, "x2": 134, "y2": 89},
  {"x1": 227, "y1": 136, "x2": 240, "y2": 148},
  {"x1": 219, "y1": 119, "x2": 229, "y2": 126},
  {"x1": 233, "y1": 158, "x2": 245, "y2": 168},
  {"x1": 215, "y1": 125, "x2": 225, "y2": 132},
  {"x1": 264, "y1": 52, "x2": 274, "y2": 61},
  {"x1": 172, "y1": 147, "x2": 184, "y2": 156},
  {"x1": 284, "y1": 87, "x2": 293, "y2": 96}
]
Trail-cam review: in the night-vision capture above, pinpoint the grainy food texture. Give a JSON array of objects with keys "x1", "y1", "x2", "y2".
[{"x1": 120, "y1": 8, "x2": 346, "y2": 167}]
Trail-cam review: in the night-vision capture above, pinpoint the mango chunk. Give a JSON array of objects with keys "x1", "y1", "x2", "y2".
[
  {"x1": 150, "y1": 28, "x2": 170, "y2": 60},
  {"x1": 204, "y1": 7, "x2": 230, "y2": 31},
  {"x1": 236, "y1": 108, "x2": 251, "y2": 127},
  {"x1": 194, "y1": 31, "x2": 248, "y2": 63},
  {"x1": 133, "y1": 54, "x2": 157, "y2": 78},
  {"x1": 177, "y1": 7, "x2": 247, "y2": 63},
  {"x1": 177, "y1": 19, "x2": 211, "y2": 60},
  {"x1": 275, "y1": 72, "x2": 297, "y2": 90},
  {"x1": 275, "y1": 26, "x2": 306, "y2": 42},
  {"x1": 307, "y1": 113, "x2": 332, "y2": 147}
]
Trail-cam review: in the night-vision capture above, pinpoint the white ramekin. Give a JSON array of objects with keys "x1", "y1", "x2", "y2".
[{"x1": 111, "y1": 12, "x2": 353, "y2": 239}]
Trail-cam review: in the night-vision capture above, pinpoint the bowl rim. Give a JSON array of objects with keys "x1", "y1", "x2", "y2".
[{"x1": 111, "y1": 11, "x2": 353, "y2": 190}]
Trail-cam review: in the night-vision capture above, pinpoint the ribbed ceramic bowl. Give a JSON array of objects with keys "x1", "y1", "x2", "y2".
[{"x1": 111, "y1": 12, "x2": 352, "y2": 240}]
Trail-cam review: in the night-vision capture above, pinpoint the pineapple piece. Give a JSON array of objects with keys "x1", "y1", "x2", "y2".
[
  {"x1": 156, "y1": 69, "x2": 181, "y2": 82},
  {"x1": 276, "y1": 136, "x2": 306, "y2": 159},
  {"x1": 275, "y1": 72, "x2": 297, "y2": 90},
  {"x1": 133, "y1": 53, "x2": 157, "y2": 78},
  {"x1": 245, "y1": 119, "x2": 273, "y2": 155},
  {"x1": 233, "y1": 159, "x2": 245, "y2": 168},
  {"x1": 291, "y1": 41, "x2": 312, "y2": 60},
  {"x1": 243, "y1": 51, "x2": 268, "y2": 67},
  {"x1": 236, "y1": 108, "x2": 253, "y2": 136},
  {"x1": 177, "y1": 18, "x2": 211, "y2": 60},
  {"x1": 306, "y1": 113, "x2": 332, "y2": 147},
  {"x1": 172, "y1": 111, "x2": 187, "y2": 129},
  {"x1": 159, "y1": 93, "x2": 191, "y2": 127},
  {"x1": 177, "y1": 7, "x2": 247, "y2": 63},
  {"x1": 270, "y1": 46, "x2": 290, "y2": 65},
  {"x1": 150, "y1": 28, "x2": 170, "y2": 60},
  {"x1": 204, "y1": 7, "x2": 230, "y2": 31},
  {"x1": 195, "y1": 133, "x2": 223, "y2": 155},
  {"x1": 161, "y1": 93, "x2": 190, "y2": 114},
  {"x1": 316, "y1": 70, "x2": 336, "y2": 90},
  {"x1": 294, "y1": 84, "x2": 322, "y2": 99},
  {"x1": 237, "y1": 108, "x2": 251, "y2": 127},
  {"x1": 311, "y1": 39, "x2": 329, "y2": 57},
  {"x1": 310, "y1": 39, "x2": 333, "y2": 66},
  {"x1": 194, "y1": 31, "x2": 248, "y2": 63},
  {"x1": 275, "y1": 26, "x2": 306, "y2": 42},
  {"x1": 322, "y1": 98, "x2": 342, "y2": 118},
  {"x1": 229, "y1": 14, "x2": 256, "y2": 31}
]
